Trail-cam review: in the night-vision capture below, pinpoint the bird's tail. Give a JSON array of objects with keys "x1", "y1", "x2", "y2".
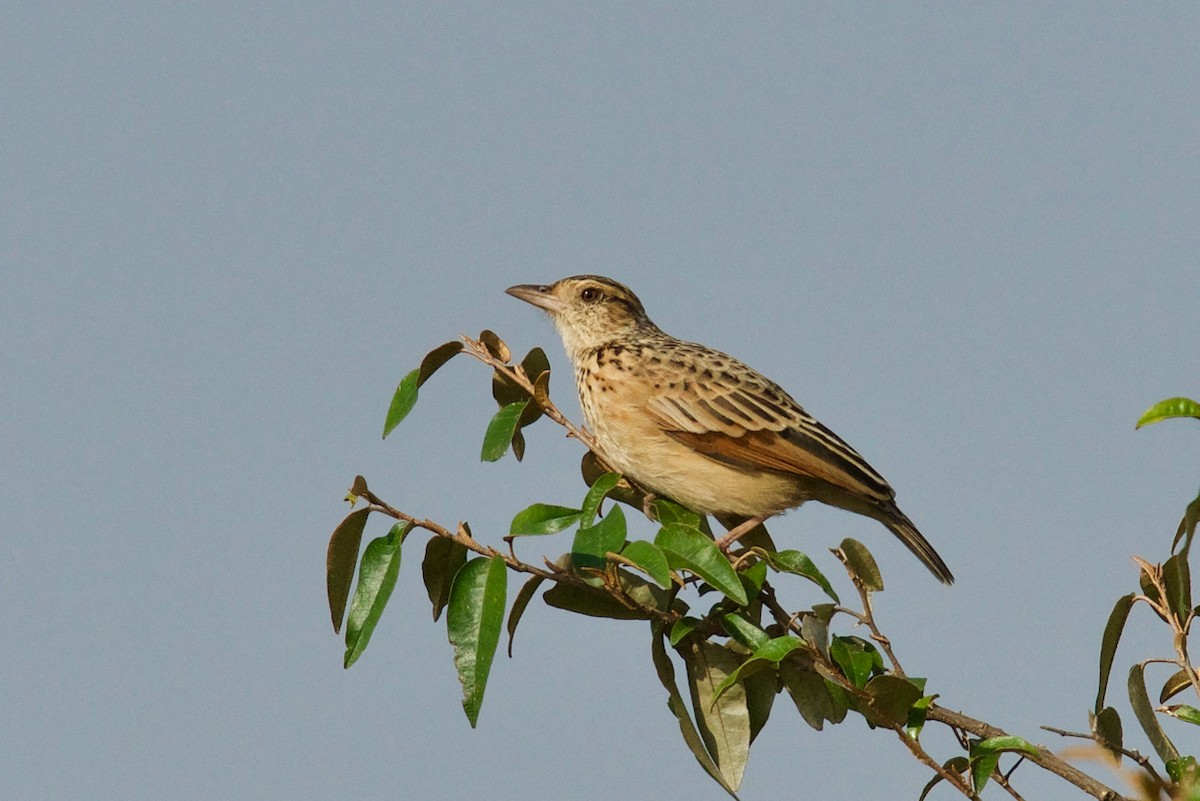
[{"x1": 877, "y1": 503, "x2": 955, "y2": 585}]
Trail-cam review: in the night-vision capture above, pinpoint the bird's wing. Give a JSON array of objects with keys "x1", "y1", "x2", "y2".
[{"x1": 645, "y1": 374, "x2": 895, "y2": 502}]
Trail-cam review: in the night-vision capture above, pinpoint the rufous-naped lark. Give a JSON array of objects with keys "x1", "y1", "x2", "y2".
[{"x1": 507, "y1": 275, "x2": 953, "y2": 584}]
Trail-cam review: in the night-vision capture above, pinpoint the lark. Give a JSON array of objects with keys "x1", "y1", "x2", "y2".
[{"x1": 506, "y1": 275, "x2": 953, "y2": 584}]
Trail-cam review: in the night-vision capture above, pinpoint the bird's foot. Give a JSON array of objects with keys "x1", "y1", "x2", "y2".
[
  {"x1": 641, "y1": 492, "x2": 659, "y2": 521},
  {"x1": 714, "y1": 515, "x2": 767, "y2": 552}
]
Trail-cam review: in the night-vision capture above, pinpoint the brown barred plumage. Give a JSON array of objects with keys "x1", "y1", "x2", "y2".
[{"x1": 507, "y1": 275, "x2": 953, "y2": 584}]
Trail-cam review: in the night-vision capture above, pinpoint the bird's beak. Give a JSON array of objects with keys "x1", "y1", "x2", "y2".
[{"x1": 505, "y1": 284, "x2": 566, "y2": 314}]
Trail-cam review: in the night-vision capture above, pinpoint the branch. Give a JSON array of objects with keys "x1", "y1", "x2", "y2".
[
  {"x1": 353, "y1": 480, "x2": 670, "y2": 622},
  {"x1": 1040, "y1": 725, "x2": 1170, "y2": 789},
  {"x1": 849, "y1": 574, "x2": 905, "y2": 676},
  {"x1": 460, "y1": 333, "x2": 605, "y2": 457},
  {"x1": 929, "y1": 706, "x2": 1133, "y2": 801}
]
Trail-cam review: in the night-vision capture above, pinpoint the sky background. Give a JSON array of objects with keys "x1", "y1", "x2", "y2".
[{"x1": 3, "y1": 5, "x2": 1198, "y2": 800}]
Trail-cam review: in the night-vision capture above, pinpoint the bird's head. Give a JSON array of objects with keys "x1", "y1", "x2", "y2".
[{"x1": 506, "y1": 275, "x2": 655, "y2": 357}]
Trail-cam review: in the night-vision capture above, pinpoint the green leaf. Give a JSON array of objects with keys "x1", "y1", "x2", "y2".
[
  {"x1": 656, "y1": 523, "x2": 748, "y2": 606},
  {"x1": 480, "y1": 400, "x2": 530, "y2": 462},
  {"x1": 1136, "y1": 396, "x2": 1200, "y2": 429},
  {"x1": 1163, "y1": 552, "x2": 1192, "y2": 622},
  {"x1": 1096, "y1": 594, "x2": 1135, "y2": 713},
  {"x1": 1159, "y1": 669, "x2": 1194, "y2": 704},
  {"x1": 1139, "y1": 567, "x2": 1165, "y2": 613},
  {"x1": 508, "y1": 503, "x2": 582, "y2": 537},
  {"x1": 966, "y1": 736, "x2": 1039, "y2": 793},
  {"x1": 1173, "y1": 491, "x2": 1200, "y2": 554},
  {"x1": 541, "y1": 582, "x2": 647, "y2": 620},
  {"x1": 571, "y1": 505, "x2": 628, "y2": 579},
  {"x1": 835, "y1": 538, "x2": 883, "y2": 591},
  {"x1": 621, "y1": 540, "x2": 672, "y2": 589},
  {"x1": 653, "y1": 498, "x2": 703, "y2": 529},
  {"x1": 1167, "y1": 756, "x2": 1200, "y2": 784},
  {"x1": 421, "y1": 536, "x2": 468, "y2": 621},
  {"x1": 1092, "y1": 706, "x2": 1123, "y2": 757},
  {"x1": 801, "y1": 613, "x2": 830, "y2": 658},
  {"x1": 970, "y1": 750, "x2": 1001, "y2": 793},
  {"x1": 683, "y1": 640, "x2": 752, "y2": 792},
  {"x1": 506, "y1": 575, "x2": 545, "y2": 657},
  {"x1": 780, "y1": 661, "x2": 834, "y2": 731},
  {"x1": 447, "y1": 556, "x2": 508, "y2": 727},
  {"x1": 907, "y1": 695, "x2": 935, "y2": 740},
  {"x1": 743, "y1": 668, "x2": 776, "y2": 745},
  {"x1": 761, "y1": 549, "x2": 840, "y2": 603},
  {"x1": 326, "y1": 507, "x2": 370, "y2": 633},
  {"x1": 419, "y1": 340, "x2": 464, "y2": 382},
  {"x1": 713, "y1": 637, "x2": 802, "y2": 700},
  {"x1": 509, "y1": 429, "x2": 527, "y2": 462},
  {"x1": 383, "y1": 369, "x2": 420, "y2": 438},
  {"x1": 738, "y1": 561, "x2": 767, "y2": 596},
  {"x1": 381, "y1": 341, "x2": 464, "y2": 439},
  {"x1": 575, "y1": 504, "x2": 628, "y2": 556},
  {"x1": 721, "y1": 613, "x2": 770, "y2": 652},
  {"x1": 830, "y1": 636, "x2": 879, "y2": 688},
  {"x1": 581, "y1": 450, "x2": 648, "y2": 510},
  {"x1": 491, "y1": 365, "x2": 528, "y2": 408},
  {"x1": 490, "y1": 348, "x2": 550, "y2": 455},
  {"x1": 520, "y1": 346, "x2": 551, "y2": 383},
  {"x1": 580, "y1": 472, "x2": 621, "y2": 528},
  {"x1": 1129, "y1": 662, "x2": 1181, "y2": 765},
  {"x1": 975, "y1": 735, "x2": 1040, "y2": 757},
  {"x1": 1162, "y1": 705, "x2": 1200, "y2": 725},
  {"x1": 670, "y1": 616, "x2": 703, "y2": 646},
  {"x1": 864, "y1": 675, "x2": 923, "y2": 727},
  {"x1": 344, "y1": 522, "x2": 410, "y2": 668},
  {"x1": 823, "y1": 680, "x2": 850, "y2": 725},
  {"x1": 650, "y1": 627, "x2": 740, "y2": 800}
]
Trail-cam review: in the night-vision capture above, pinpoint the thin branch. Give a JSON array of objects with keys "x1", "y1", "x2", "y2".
[
  {"x1": 888, "y1": 725, "x2": 977, "y2": 799},
  {"x1": 991, "y1": 765, "x2": 1028, "y2": 801},
  {"x1": 929, "y1": 707, "x2": 1133, "y2": 801},
  {"x1": 849, "y1": 574, "x2": 905, "y2": 676},
  {"x1": 1131, "y1": 556, "x2": 1200, "y2": 703},
  {"x1": 1041, "y1": 725, "x2": 1168, "y2": 787},
  {"x1": 460, "y1": 333, "x2": 603, "y2": 455}
]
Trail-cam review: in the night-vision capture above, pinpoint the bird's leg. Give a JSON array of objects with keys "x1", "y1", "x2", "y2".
[
  {"x1": 714, "y1": 515, "x2": 768, "y2": 551},
  {"x1": 640, "y1": 492, "x2": 659, "y2": 521}
]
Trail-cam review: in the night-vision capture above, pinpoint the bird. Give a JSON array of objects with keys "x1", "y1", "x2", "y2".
[{"x1": 505, "y1": 275, "x2": 954, "y2": 585}]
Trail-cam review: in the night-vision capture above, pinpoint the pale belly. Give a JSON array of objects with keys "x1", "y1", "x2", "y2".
[{"x1": 586, "y1": 410, "x2": 807, "y2": 517}]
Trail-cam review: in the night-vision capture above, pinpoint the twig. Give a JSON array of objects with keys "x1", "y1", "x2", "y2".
[
  {"x1": 929, "y1": 707, "x2": 1133, "y2": 801},
  {"x1": 992, "y1": 764, "x2": 1028, "y2": 801},
  {"x1": 460, "y1": 334, "x2": 603, "y2": 455},
  {"x1": 1041, "y1": 725, "x2": 1168, "y2": 787},
  {"x1": 849, "y1": 576, "x2": 905, "y2": 676}
]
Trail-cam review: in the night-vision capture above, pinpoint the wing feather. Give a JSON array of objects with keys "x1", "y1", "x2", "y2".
[{"x1": 646, "y1": 376, "x2": 895, "y2": 502}]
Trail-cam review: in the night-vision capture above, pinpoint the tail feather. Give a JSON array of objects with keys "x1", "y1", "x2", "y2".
[{"x1": 878, "y1": 503, "x2": 954, "y2": 585}]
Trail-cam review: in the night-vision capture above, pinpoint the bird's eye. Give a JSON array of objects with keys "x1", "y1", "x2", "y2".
[{"x1": 580, "y1": 287, "x2": 600, "y2": 302}]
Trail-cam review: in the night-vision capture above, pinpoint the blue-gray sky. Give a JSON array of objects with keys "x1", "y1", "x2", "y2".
[{"x1": 3, "y1": 5, "x2": 1198, "y2": 799}]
